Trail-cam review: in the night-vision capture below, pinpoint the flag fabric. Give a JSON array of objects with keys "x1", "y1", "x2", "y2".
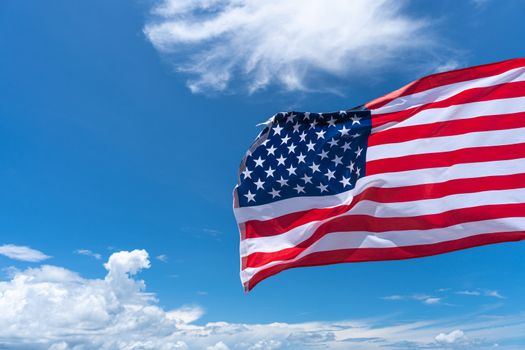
[{"x1": 233, "y1": 58, "x2": 525, "y2": 291}]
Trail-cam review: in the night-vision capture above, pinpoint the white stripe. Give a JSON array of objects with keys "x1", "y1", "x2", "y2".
[
  {"x1": 234, "y1": 188, "x2": 354, "y2": 223},
  {"x1": 241, "y1": 187, "x2": 525, "y2": 256},
  {"x1": 241, "y1": 217, "x2": 525, "y2": 283},
  {"x1": 367, "y1": 126, "x2": 525, "y2": 162},
  {"x1": 234, "y1": 157, "x2": 525, "y2": 222},
  {"x1": 372, "y1": 96, "x2": 525, "y2": 133},
  {"x1": 372, "y1": 66, "x2": 525, "y2": 115}
]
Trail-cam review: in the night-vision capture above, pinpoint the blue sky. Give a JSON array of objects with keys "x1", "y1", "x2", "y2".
[{"x1": 1, "y1": 0, "x2": 525, "y2": 349}]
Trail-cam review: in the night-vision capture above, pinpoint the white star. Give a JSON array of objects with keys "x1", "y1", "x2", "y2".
[
  {"x1": 339, "y1": 110, "x2": 347, "y2": 115},
  {"x1": 242, "y1": 167, "x2": 252, "y2": 179},
  {"x1": 276, "y1": 176, "x2": 289, "y2": 187},
  {"x1": 332, "y1": 155, "x2": 343, "y2": 166},
  {"x1": 315, "y1": 130, "x2": 326, "y2": 139},
  {"x1": 269, "y1": 188, "x2": 281, "y2": 198},
  {"x1": 328, "y1": 138, "x2": 338, "y2": 147},
  {"x1": 265, "y1": 166, "x2": 275, "y2": 178},
  {"x1": 309, "y1": 119, "x2": 318, "y2": 130},
  {"x1": 355, "y1": 167, "x2": 361, "y2": 176},
  {"x1": 309, "y1": 162, "x2": 320, "y2": 173},
  {"x1": 301, "y1": 174, "x2": 313, "y2": 184},
  {"x1": 299, "y1": 131, "x2": 307, "y2": 142},
  {"x1": 327, "y1": 116, "x2": 336, "y2": 127},
  {"x1": 287, "y1": 143, "x2": 297, "y2": 154},
  {"x1": 253, "y1": 156, "x2": 265, "y2": 168},
  {"x1": 293, "y1": 122, "x2": 301, "y2": 133},
  {"x1": 352, "y1": 133, "x2": 361, "y2": 139},
  {"x1": 244, "y1": 190, "x2": 256, "y2": 203},
  {"x1": 306, "y1": 141, "x2": 316, "y2": 152},
  {"x1": 339, "y1": 125, "x2": 350, "y2": 136},
  {"x1": 342, "y1": 142, "x2": 351, "y2": 151},
  {"x1": 351, "y1": 114, "x2": 361, "y2": 125},
  {"x1": 286, "y1": 164, "x2": 297, "y2": 176},
  {"x1": 317, "y1": 183, "x2": 329, "y2": 193},
  {"x1": 273, "y1": 124, "x2": 283, "y2": 135},
  {"x1": 266, "y1": 145, "x2": 277, "y2": 156},
  {"x1": 286, "y1": 113, "x2": 295, "y2": 123},
  {"x1": 347, "y1": 161, "x2": 355, "y2": 172},
  {"x1": 297, "y1": 152, "x2": 306, "y2": 164},
  {"x1": 339, "y1": 176, "x2": 351, "y2": 188},
  {"x1": 325, "y1": 169, "x2": 336, "y2": 181},
  {"x1": 281, "y1": 134, "x2": 291, "y2": 145},
  {"x1": 303, "y1": 112, "x2": 311, "y2": 120},
  {"x1": 318, "y1": 113, "x2": 324, "y2": 119},
  {"x1": 318, "y1": 149, "x2": 329, "y2": 160},
  {"x1": 254, "y1": 178, "x2": 265, "y2": 190},
  {"x1": 294, "y1": 184, "x2": 305, "y2": 194},
  {"x1": 261, "y1": 139, "x2": 270, "y2": 146},
  {"x1": 276, "y1": 154, "x2": 287, "y2": 166},
  {"x1": 355, "y1": 146, "x2": 363, "y2": 157}
]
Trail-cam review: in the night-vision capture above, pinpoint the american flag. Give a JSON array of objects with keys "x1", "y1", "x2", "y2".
[{"x1": 233, "y1": 58, "x2": 525, "y2": 291}]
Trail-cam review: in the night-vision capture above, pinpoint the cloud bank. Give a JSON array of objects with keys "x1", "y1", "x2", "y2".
[
  {"x1": 1, "y1": 249, "x2": 524, "y2": 349},
  {"x1": 144, "y1": 0, "x2": 437, "y2": 94}
]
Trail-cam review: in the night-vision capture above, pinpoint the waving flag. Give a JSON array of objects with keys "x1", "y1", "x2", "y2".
[{"x1": 233, "y1": 58, "x2": 525, "y2": 291}]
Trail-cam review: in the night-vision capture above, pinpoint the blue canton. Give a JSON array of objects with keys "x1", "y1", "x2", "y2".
[{"x1": 236, "y1": 107, "x2": 372, "y2": 207}]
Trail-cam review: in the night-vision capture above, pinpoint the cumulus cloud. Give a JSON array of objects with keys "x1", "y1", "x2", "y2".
[
  {"x1": 207, "y1": 341, "x2": 230, "y2": 350},
  {"x1": 435, "y1": 329, "x2": 465, "y2": 344},
  {"x1": 0, "y1": 250, "x2": 523, "y2": 349},
  {"x1": 144, "y1": 0, "x2": 440, "y2": 94},
  {"x1": 75, "y1": 249, "x2": 102, "y2": 260},
  {"x1": 0, "y1": 244, "x2": 50, "y2": 262}
]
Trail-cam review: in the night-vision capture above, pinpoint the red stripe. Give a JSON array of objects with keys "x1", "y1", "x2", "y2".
[
  {"x1": 370, "y1": 80, "x2": 525, "y2": 130},
  {"x1": 244, "y1": 203, "x2": 525, "y2": 268},
  {"x1": 365, "y1": 58, "x2": 525, "y2": 111},
  {"x1": 243, "y1": 172, "x2": 525, "y2": 239},
  {"x1": 366, "y1": 142, "x2": 525, "y2": 176},
  {"x1": 369, "y1": 111, "x2": 525, "y2": 147},
  {"x1": 244, "y1": 231, "x2": 525, "y2": 291}
]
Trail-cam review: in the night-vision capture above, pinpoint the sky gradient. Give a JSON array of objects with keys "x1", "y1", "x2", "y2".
[{"x1": 1, "y1": 0, "x2": 525, "y2": 349}]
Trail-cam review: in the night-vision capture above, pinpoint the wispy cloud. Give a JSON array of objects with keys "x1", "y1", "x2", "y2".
[
  {"x1": 456, "y1": 289, "x2": 505, "y2": 299},
  {"x1": 0, "y1": 244, "x2": 50, "y2": 262},
  {"x1": 75, "y1": 249, "x2": 102, "y2": 260},
  {"x1": 433, "y1": 59, "x2": 463, "y2": 73},
  {"x1": 382, "y1": 294, "x2": 443, "y2": 305},
  {"x1": 156, "y1": 254, "x2": 169, "y2": 262},
  {"x1": 470, "y1": 0, "x2": 491, "y2": 8},
  {"x1": 144, "y1": 0, "x2": 443, "y2": 94}
]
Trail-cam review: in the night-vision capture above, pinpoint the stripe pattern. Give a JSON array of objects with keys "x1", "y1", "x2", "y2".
[{"x1": 234, "y1": 58, "x2": 525, "y2": 291}]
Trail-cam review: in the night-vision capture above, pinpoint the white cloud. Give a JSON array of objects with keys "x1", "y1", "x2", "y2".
[
  {"x1": 433, "y1": 59, "x2": 463, "y2": 73},
  {"x1": 156, "y1": 254, "x2": 169, "y2": 262},
  {"x1": 382, "y1": 294, "x2": 442, "y2": 305},
  {"x1": 422, "y1": 297, "x2": 441, "y2": 305},
  {"x1": 435, "y1": 329, "x2": 465, "y2": 344},
  {"x1": 0, "y1": 244, "x2": 50, "y2": 262},
  {"x1": 456, "y1": 289, "x2": 505, "y2": 299},
  {"x1": 75, "y1": 249, "x2": 102, "y2": 260},
  {"x1": 457, "y1": 290, "x2": 482, "y2": 296},
  {"x1": 144, "y1": 0, "x2": 439, "y2": 94},
  {"x1": 167, "y1": 305, "x2": 205, "y2": 324},
  {"x1": 485, "y1": 290, "x2": 505, "y2": 299},
  {"x1": 207, "y1": 341, "x2": 230, "y2": 350},
  {"x1": 0, "y1": 250, "x2": 523, "y2": 349}
]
